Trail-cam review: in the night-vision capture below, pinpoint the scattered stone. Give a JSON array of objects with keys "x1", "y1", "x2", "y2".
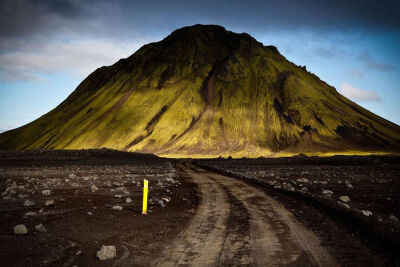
[
  {"x1": 339, "y1": 196, "x2": 350, "y2": 202},
  {"x1": 322, "y1": 190, "x2": 333, "y2": 197},
  {"x1": 88, "y1": 211, "x2": 93, "y2": 216},
  {"x1": 345, "y1": 180, "x2": 353, "y2": 188},
  {"x1": 96, "y1": 245, "x2": 117, "y2": 260},
  {"x1": 125, "y1": 197, "x2": 132, "y2": 203},
  {"x1": 23, "y1": 200, "x2": 35, "y2": 207},
  {"x1": 389, "y1": 214, "x2": 399, "y2": 223},
  {"x1": 42, "y1": 190, "x2": 51, "y2": 196},
  {"x1": 69, "y1": 174, "x2": 76, "y2": 179},
  {"x1": 337, "y1": 201, "x2": 350, "y2": 210},
  {"x1": 35, "y1": 224, "x2": 47, "y2": 232},
  {"x1": 300, "y1": 186, "x2": 308, "y2": 193},
  {"x1": 25, "y1": 211, "x2": 37, "y2": 217},
  {"x1": 362, "y1": 210, "x2": 372, "y2": 217},
  {"x1": 112, "y1": 205, "x2": 123, "y2": 211},
  {"x1": 90, "y1": 184, "x2": 99, "y2": 192},
  {"x1": 14, "y1": 224, "x2": 28, "y2": 235},
  {"x1": 296, "y1": 178, "x2": 309, "y2": 184},
  {"x1": 114, "y1": 194, "x2": 123, "y2": 199},
  {"x1": 162, "y1": 197, "x2": 170, "y2": 203},
  {"x1": 158, "y1": 200, "x2": 165, "y2": 207},
  {"x1": 45, "y1": 200, "x2": 55, "y2": 206}
]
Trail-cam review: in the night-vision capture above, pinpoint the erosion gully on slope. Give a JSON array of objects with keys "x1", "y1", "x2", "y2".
[{"x1": 154, "y1": 163, "x2": 336, "y2": 266}]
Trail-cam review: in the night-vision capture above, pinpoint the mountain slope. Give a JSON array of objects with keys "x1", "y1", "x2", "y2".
[{"x1": 1, "y1": 24, "x2": 400, "y2": 157}]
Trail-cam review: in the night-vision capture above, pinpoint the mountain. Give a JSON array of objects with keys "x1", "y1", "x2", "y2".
[{"x1": 1, "y1": 24, "x2": 399, "y2": 157}]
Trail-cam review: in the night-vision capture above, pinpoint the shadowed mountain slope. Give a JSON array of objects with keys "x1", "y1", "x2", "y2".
[{"x1": 1, "y1": 24, "x2": 399, "y2": 157}]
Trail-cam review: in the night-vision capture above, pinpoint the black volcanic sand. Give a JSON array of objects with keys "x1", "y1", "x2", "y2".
[
  {"x1": 0, "y1": 150, "x2": 198, "y2": 266},
  {"x1": 1, "y1": 150, "x2": 400, "y2": 266},
  {"x1": 196, "y1": 155, "x2": 400, "y2": 266}
]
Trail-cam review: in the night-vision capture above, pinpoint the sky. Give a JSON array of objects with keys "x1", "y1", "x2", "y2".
[{"x1": 0, "y1": 0, "x2": 399, "y2": 132}]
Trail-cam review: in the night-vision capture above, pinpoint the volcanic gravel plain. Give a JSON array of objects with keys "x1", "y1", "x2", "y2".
[{"x1": 0, "y1": 150, "x2": 399, "y2": 266}]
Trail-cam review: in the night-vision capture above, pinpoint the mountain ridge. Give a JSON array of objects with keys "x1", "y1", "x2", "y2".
[{"x1": 1, "y1": 24, "x2": 399, "y2": 157}]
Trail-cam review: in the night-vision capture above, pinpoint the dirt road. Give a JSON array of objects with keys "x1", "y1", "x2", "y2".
[{"x1": 154, "y1": 164, "x2": 336, "y2": 266}]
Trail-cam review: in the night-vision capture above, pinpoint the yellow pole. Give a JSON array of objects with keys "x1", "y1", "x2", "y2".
[{"x1": 142, "y1": 179, "x2": 148, "y2": 214}]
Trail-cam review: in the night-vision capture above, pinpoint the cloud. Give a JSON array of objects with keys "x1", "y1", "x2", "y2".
[
  {"x1": 349, "y1": 68, "x2": 364, "y2": 79},
  {"x1": 339, "y1": 83, "x2": 381, "y2": 102},
  {"x1": 0, "y1": 39, "x2": 146, "y2": 81},
  {"x1": 359, "y1": 52, "x2": 395, "y2": 72}
]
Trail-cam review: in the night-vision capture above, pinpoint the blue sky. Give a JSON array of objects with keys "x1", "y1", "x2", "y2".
[{"x1": 0, "y1": 0, "x2": 399, "y2": 132}]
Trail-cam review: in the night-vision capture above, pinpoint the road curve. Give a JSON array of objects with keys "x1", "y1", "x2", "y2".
[{"x1": 154, "y1": 163, "x2": 336, "y2": 266}]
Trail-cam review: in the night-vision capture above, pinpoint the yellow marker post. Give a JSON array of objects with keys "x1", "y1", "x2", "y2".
[{"x1": 142, "y1": 179, "x2": 148, "y2": 215}]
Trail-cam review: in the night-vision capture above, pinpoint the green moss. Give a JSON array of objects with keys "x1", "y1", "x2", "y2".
[{"x1": 1, "y1": 24, "x2": 399, "y2": 157}]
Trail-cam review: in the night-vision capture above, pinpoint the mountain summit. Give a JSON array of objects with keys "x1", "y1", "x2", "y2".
[{"x1": 1, "y1": 24, "x2": 399, "y2": 157}]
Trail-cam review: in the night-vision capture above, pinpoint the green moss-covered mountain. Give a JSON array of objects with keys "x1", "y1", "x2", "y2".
[{"x1": 1, "y1": 25, "x2": 400, "y2": 157}]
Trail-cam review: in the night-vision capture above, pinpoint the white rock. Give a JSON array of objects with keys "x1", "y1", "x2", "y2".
[
  {"x1": 125, "y1": 197, "x2": 132, "y2": 203},
  {"x1": 25, "y1": 211, "x2": 37, "y2": 217},
  {"x1": 69, "y1": 174, "x2": 76, "y2": 179},
  {"x1": 339, "y1": 196, "x2": 350, "y2": 202},
  {"x1": 322, "y1": 190, "x2": 333, "y2": 197},
  {"x1": 300, "y1": 186, "x2": 308, "y2": 193},
  {"x1": 45, "y1": 200, "x2": 55, "y2": 206},
  {"x1": 91, "y1": 185, "x2": 99, "y2": 192},
  {"x1": 337, "y1": 201, "x2": 350, "y2": 210},
  {"x1": 114, "y1": 194, "x2": 123, "y2": 199},
  {"x1": 162, "y1": 197, "x2": 170, "y2": 203},
  {"x1": 35, "y1": 224, "x2": 47, "y2": 232},
  {"x1": 361, "y1": 210, "x2": 372, "y2": 217},
  {"x1": 42, "y1": 190, "x2": 51, "y2": 196},
  {"x1": 389, "y1": 214, "x2": 399, "y2": 223},
  {"x1": 23, "y1": 200, "x2": 35, "y2": 207},
  {"x1": 96, "y1": 245, "x2": 116, "y2": 260},
  {"x1": 88, "y1": 211, "x2": 93, "y2": 216},
  {"x1": 345, "y1": 180, "x2": 353, "y2": 188},
  {"x1": 14, "y1": 224, "x2": 28, "y2": 235},
  {"x1": 112, "y1": 205, "x2": 123, "y2": 211}
]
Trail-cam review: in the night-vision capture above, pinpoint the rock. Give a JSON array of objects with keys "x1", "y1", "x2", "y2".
[
  {"x1": 69, "y1": 174, "x2": 76, "y2": 179},
  {"x1": 96, "y1": 245, "x2": 117, "y2": 260},
  {"x1": 158, "y1": 200, "x2": 165, "y2": 207},
  {"x1": 114, "y1": 194, "x2": 123, "y2": 199},
  {"x1": 45, "y1": 200, "x2": 55, "y2": 206},
  {"x1": 345, "y1": 180, "x2": 353, "y2": 188},
  {"x1": 112, "y1": 205, "x2": 123, "y2": 211},
  {"x1": 162, "y1": 197, "x2": 170, "y2": 203},
  {"x1": 339, "y1": 196, "x2": 350, "y2": 202},
  {"x1": 35, "y1": 224, "x2": 47, "y2": 232},
  {"x1": 125, "y1": 197, "x2": 132, "y2": 203},
  {"x1": 389, "y1": 214, "x2": 399, "y2": 223},
  {"x1": 88, "y1": 211, "x2": 93, "y2": 216},
  {"x1": 361, "y1": 210, "x2": 372, "y2": 217},
  {"x1": 296, "y1": 178, "x2": 309, "y2": 184},
  {"x1": 91, "y1": 184, "x2": 99, "y2": 192},
  {"x1": 14, "y1": 224, "x2": 28, "y2": 235},
  {"x1": 300, "y1": 186, "x2": 308, "y2": 193},
  {"x1": 337, "y1": 201, "x2": 350, "y2": 210},
  {"x1": 322, "y1": 190, "x2": 333, "y2": 197},
  {"x1": 25, "y1": 211, "x2": 37, "y2": 217},
  {"x1": 42, "y1": 190, "x2": 51, "y2": 196},
  {"x1": 23, "y1": 200, "x2": 35, "y2": 207}
]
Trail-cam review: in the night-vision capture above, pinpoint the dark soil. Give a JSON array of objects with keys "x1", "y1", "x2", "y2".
[{"x1": 0, "y1": 149, "x2": 198, "y2": 266}]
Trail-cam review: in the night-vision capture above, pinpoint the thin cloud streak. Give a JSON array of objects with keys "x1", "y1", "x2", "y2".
[{"x1": 339, "y1": 83, "x2": 381, "y2": 102}]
